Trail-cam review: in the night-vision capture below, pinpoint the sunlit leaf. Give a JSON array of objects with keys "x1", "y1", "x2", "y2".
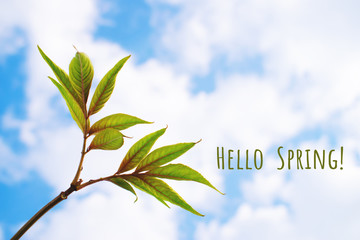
[
  {"x1": 88, "y1": 128, "x2": 124, "y2": 150},
  {"x1": 49, "y1": 77, "x2": 86, "y2": 133},
  {"x1": 108, "y1": 177, "x2": 138, "y2": 202},
  {"x1": 89, "y1": 113, "x2": 151, "y2": 135},
  {"x1": 123, "y1": 175, "x2": 203, "y2": 216},
  {"x1": 38, "y1": 46, "x2": 82, "y2": 108},
  {"x1": 69, "y1": 51, "x2": 94, "y2": 105},
  {"x1": 121, "y1": 175, "x2": 169, "y2": 208},
  {"x1": 88, "y1": 55, "x2": 130, "y2": 116},
  {"x1": 136, "y1": 142, "x2": 196, "y2": 172},
  {"x1": 147, "y1": 164, "x2": 223, "y2": 194},
  {"x1": 117, "y1": 128, "x2": 166, "y2": 173}
]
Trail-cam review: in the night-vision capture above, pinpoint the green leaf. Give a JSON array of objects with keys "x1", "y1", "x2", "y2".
[
  {"x1": 69, "y1": 51, "x2": 94, "y2": 105},
  {"x1": 117, "y1": 128, "x2": 166, "y2": 173},
  {"x1": 88, "y1": 55, "x2": 130, "y2": 116},
  {"x1": 38, "y1": 46, "x2": 82, "y2": 108},
  {"x1": 108, "y1": 177, "x2": 138, "y2": 202},
  {"x1": 89, "y1": 113, "x2": 151, "y2": 135},
  {"x1": 122, "y1": 175, "x2": 169, "y2": 208},
  {"x1": 136, "y1": 142, "x2": 196, "y2": 172},
  {"x1": 88, "y1": 128, "x2": 124, "y2": 150},
  {"x1": 49, "y1": 77, "x2": 86, "y2": 133},
  {"x1": 123, "y1": 175, "x2": 203, "y2": 216},
  {"x1": 147, "y1": 164, "x2": 223, "y2": 194}
]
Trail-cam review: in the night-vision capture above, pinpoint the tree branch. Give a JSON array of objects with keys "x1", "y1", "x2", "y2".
[
  {"x1": 11, "y1": 185, "x2": 76, "y2": 240},
  {"x1": 71, "y1": 127, "x2": 88, "y2": 187}
]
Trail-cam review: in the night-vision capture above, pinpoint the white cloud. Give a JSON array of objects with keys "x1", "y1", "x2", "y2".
[
  {"x1": 0, "y1": 0, "x2": 26, "y2": 59},
  {"x1": 195, "y1": 204, "x2": 294, "y2": 240},
  {"x1": 285, "y1": 168, "x2": 360, "y2": 239},
  {"x1": 25, "y1": 185, "x2": 179, "y2": 240},
  {"x1": 153, "y1": 0, "x2": 360, "y2": 124},
  {"x1": 0, "y1": 136, "x2": 28, "y2": 183},
  {"x1": 145, "y1": 0, "x2": 360, "y2": 239}
]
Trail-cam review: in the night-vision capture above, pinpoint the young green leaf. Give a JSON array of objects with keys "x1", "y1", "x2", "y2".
[
  {"x1": 108, "y1": 177, "x2": 138, "y2": 202},
  {"x1": 147, "y1": 164, "x2": 223, "y2": 194},
  {"x1": 38, "y1": 46, "x2": 82, "y2": 108},
  {"x1": 89, "y1": 113, "x2": 151, "y2": 135},
  {"x1": 49, "y1": 77, "x2": 86, "y2": 133},
  {"x1": 69, "y1": 51, "x2": 94, "y2": 105},
  {"x1": 88, "y1": 55, "x2": 130, "y2": 116},
  {"x1": 136, "y1": 142, "x2": 196, "y2": 172},
  {"x1": 88, "y1": 128, "x2": 124, "y2": 151},
  {"x1": 123, "y1": 175, "x2": 203, "y2": 216},
  {"x1": 122, "y1": 175, "x2": 169, "y2": 208},
  {"x1": 117, "y1": 128, "x2": 166, "y2": 173}
]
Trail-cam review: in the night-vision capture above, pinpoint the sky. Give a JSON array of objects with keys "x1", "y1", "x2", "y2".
[{"x1": 1, "y1": 0, "x2": 360, "y2": 239}]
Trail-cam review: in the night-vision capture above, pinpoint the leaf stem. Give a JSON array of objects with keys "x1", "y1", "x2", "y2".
[{"x1": 11, "y1": 185, "x2": 76, "y2": 240}]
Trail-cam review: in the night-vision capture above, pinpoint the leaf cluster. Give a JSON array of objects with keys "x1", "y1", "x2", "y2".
[{"x1": 38, "y1": 46, "x2": 222, "y2": 216}]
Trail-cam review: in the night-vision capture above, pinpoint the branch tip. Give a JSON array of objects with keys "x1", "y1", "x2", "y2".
[{"x1": 72, "y1": 45, "x2": 79, "y2": 52}]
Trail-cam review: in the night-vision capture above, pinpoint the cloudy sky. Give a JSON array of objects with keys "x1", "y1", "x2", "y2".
[{"x1": 1, "y1": 0, "x2": 360, "y2": 239}]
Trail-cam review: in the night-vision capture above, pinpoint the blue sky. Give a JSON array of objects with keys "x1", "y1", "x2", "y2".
[{"x1": 1, "y1": 0, "x2": 360, "y2": 239}]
